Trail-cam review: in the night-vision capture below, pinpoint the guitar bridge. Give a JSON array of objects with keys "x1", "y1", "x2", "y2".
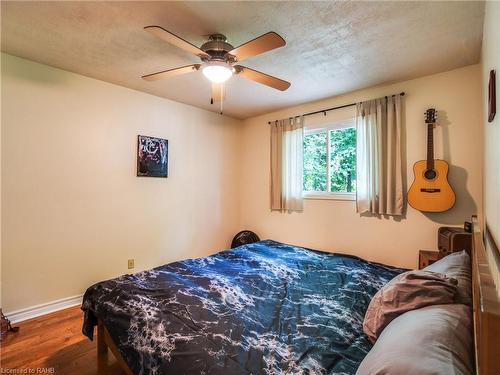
[{"x1": 420, "y1": 188, "x2": 441, "y2": 193}]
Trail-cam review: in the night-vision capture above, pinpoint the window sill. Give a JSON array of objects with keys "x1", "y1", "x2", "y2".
[{"x1": 303, "y1": 192, "x2": 356, "y2": 201}]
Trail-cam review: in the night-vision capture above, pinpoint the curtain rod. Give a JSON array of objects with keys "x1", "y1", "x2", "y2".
[{"x1": 267, "y1": 92, "x2": 405, "y2": 124}]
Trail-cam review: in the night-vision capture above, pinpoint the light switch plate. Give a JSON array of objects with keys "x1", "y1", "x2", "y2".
[{"x1": 128, "y1": 259, "x2": 134, "y2": 269}]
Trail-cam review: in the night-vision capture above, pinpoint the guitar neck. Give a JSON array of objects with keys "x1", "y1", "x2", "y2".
[{"x1": 426, "y1": 122, "x2": 434, "y2": 170}]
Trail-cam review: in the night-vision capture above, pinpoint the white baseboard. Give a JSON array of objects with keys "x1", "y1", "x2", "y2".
[{"x1": 5, "y1": 294, "x2": 83, "y2": 324}]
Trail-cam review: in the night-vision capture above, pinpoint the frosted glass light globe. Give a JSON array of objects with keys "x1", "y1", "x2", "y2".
[{"x1": 202, "y1": 62, "x2": 233, "y2": 83}]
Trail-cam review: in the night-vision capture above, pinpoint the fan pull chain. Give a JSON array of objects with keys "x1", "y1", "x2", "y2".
[{"x1": 220, "y1": 84, "x2": 225, "y2": 115}]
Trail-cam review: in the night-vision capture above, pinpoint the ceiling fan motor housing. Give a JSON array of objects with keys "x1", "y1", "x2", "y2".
[{"x1": 200, "y1": 34, "x2": 236, "y2": 62}]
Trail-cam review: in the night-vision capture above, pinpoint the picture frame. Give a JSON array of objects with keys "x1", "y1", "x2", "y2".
[
  {"x1": 137, "y1": 135, "x2": 168, "y2": 178},
  {"x1": 488, "y1": 69, "x2": 496, "y2": 123}
]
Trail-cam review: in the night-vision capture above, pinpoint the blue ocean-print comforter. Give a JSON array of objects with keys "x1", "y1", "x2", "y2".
[{"x1": 82, "y1": 240, "x2": 405, "y2": 375}]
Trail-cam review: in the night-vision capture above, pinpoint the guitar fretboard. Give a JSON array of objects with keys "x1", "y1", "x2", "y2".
[{"x1": 426, "y1": 122, "x2": 434, "y2": 171}]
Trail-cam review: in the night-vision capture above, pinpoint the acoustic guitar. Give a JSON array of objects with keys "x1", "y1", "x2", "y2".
[{"x1": 408, "y1": 108, "x2": 455, "y2": 212}]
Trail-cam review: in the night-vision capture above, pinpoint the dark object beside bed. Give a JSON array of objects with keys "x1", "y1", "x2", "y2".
[
  {"x1": 231, "y1": 230, "x2": 260, "y2": 248},
  {"x1": 82, "y1": 240, "x2": 405, "y2": 375}
]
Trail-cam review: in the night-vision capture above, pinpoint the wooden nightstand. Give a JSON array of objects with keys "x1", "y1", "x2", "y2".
[{"x1": 419, "y1": 250, "x2": 440, "y2": 269}]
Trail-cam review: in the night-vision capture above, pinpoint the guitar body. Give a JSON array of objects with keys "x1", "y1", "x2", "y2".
[{"x1": 408, "y1": 159, "x2": 455, "y2": 212}]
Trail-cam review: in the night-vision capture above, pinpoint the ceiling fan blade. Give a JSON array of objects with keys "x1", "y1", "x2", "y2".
[
  {"x1": 142, "y1": 64, "x2": 200, "y2": 81},
  {"x1": 235, "y1": 66, "x2": 290, "y2": 91},
  {"x1": 211, "y1": 83, "x2": 225, "y2": 102},
  {"x1": 228, "y1": 32, "x2": 285, "y2": 62},
  {"x1": 144, "y1": 26, "x2": 209, "y2": 58}
]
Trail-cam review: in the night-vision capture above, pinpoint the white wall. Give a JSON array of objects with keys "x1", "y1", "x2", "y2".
[
  {"x1": 240, "y1": 65, "x2": 483, "y2": 269},
  {"x1": 1, "y1": 53, "x2": 242, "y2": 313},
  {"x1": 481, "y1": 1, "x2": 500, "y2": 291},
  {"x1": 0, "y1": 51, "x2": 2, "y2": 307}
]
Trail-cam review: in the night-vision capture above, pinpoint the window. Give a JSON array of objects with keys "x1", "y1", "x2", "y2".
[{"x1": 303, "y1": 119, "x2": 356, "y2": 200}]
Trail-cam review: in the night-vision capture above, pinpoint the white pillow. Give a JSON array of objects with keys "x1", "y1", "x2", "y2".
[
  {"x1": 424, "y1": 250, "x2": 471, "y2": 305},
  {"x1": 357, "y1": 304, "x2": 473, "y2": 375}
]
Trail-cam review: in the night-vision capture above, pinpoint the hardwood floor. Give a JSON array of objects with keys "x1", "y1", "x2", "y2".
[{"x1": 1, "y1": 306, "x2": 125, "y2": 375}]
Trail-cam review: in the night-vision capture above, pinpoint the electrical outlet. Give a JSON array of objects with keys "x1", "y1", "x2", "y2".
[{"x1": 128, "y1": 259, "x2": 134, "y2": 269}]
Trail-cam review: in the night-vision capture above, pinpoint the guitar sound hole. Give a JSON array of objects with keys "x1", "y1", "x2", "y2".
[{"x1": 424, "y1": 169, "x2": 437, "y2": 180}]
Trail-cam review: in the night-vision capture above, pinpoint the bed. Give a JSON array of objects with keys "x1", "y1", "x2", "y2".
[
  {"x1": 82, "y1": 240, "x2": 406, "y2": 374},
  {"x1": 82, "y1": 216, "x2": 500, "y2": 375}
]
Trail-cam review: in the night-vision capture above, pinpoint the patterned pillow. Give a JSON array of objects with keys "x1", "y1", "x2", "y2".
[{"x1": 363, "y1": 270, "x2": 458, "y2": 343}]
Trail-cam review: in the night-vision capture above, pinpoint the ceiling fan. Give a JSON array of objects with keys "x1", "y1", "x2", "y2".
[{"x1": 141, "y1": 26, "x2": 291, "y2": 106}]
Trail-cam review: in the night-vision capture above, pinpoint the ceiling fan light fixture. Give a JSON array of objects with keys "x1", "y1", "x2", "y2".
[{"x1": 201, "y1": 61, "x2": 234, "y2": 83}]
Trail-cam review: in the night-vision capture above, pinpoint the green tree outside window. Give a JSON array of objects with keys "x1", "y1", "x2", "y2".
[{"x1": 303, "y1": 127, "x2": 356, "y2": 193}]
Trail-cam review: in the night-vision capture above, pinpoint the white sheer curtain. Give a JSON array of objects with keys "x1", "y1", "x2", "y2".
[
  {"x1": 270, "y1": 116, "x2": 304, "y2": 212},
  {"x1": 356, "y1": 95, "x2": 404, "y2": 216}
]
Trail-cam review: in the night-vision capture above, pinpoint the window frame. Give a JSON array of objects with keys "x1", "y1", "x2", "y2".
[{"x1": 303, "y1": 119, "x2": 356, "y2": 201}]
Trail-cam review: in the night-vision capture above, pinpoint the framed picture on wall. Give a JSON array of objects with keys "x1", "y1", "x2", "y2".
[
  {"x1": 137, "y1": 135, "x2": 168, "y2": 177},
  {"x1": 489, "y1": 69, "x2": 496, "y2": 122}
]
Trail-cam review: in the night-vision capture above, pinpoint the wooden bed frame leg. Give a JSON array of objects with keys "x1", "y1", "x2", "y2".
[
  {"x1": 97, "y1": 320, "x2": 109, "y2": 374},
  {"x1": 96, "y1": 319, "x2": 135, "y2": 375}
]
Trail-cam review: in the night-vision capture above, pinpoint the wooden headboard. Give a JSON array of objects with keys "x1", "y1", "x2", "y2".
[{"x1": 471, "y1": 215, "x2": 500, "y2": 375}]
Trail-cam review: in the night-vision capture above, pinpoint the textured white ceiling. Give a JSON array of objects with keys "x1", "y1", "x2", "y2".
[{"x1": 1, "y1": 1, "x2": 484, "y2": 119}]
